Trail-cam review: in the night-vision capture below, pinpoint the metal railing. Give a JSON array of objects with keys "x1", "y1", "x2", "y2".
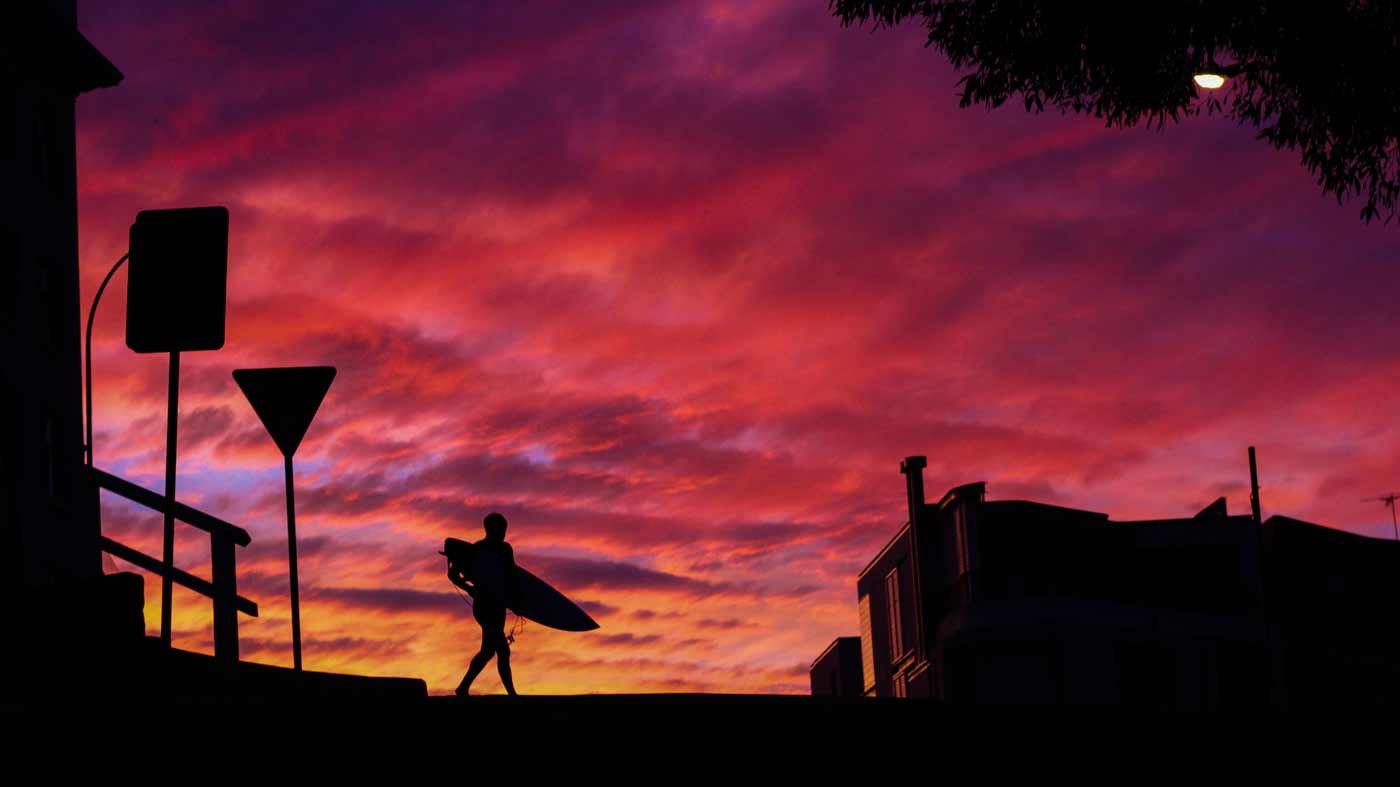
[{"x1": 92, "y1": 466, "x2": 257, "y2": 661}]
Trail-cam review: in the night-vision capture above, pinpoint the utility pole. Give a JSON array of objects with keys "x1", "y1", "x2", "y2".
[
  {"x1": 1248, "y1": 445, "x2": 1266, "y2": 599},
  {"x1": 1249, "y1": 446, "x2": 1262, "y2": 527},
  {"x1": 1249, "y1": 446, "x2": 1285, "y2": 710}
]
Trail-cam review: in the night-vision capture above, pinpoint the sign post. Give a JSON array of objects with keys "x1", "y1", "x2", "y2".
[
  {"x1": 233, "y1": 366, "x2": 336, "y2": 671},
  {"x1": 125, "y1": 206, "x2": 228, "y2": 646}
]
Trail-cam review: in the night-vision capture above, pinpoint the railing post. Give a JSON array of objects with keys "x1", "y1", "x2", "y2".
[{"x1": 211, "y1": 529, "x2": 238, "y2": 662}]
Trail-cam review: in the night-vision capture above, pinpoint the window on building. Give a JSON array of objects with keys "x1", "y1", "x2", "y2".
[
  {"x1": 858, "y1": 593, "x2": 875, "y2": 693},
  {"x1": 886, "y1": 565, "x2": 904, "y2": 662}
]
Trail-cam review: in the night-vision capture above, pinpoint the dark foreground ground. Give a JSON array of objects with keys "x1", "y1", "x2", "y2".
[{"x1": 3, "y1": 639, "x2": 1380, "y2": 768}]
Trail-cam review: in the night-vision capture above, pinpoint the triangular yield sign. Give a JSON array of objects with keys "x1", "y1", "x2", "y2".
[{"x1": 233, "y1": 366, "x2": 336, "y2": 458}]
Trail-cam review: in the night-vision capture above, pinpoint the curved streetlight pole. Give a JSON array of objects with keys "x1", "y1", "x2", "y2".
[{"x1": 84, "y1": 252, "x2": 128, "y2": 467}]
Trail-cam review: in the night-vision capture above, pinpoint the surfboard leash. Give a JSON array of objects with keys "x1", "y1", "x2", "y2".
[{"x1": 445, "y1": 553, "x2": 526, "y2": 643}]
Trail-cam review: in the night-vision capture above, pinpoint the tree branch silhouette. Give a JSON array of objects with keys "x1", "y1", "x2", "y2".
[{"x1": 830, "y1": 1, "x2": 1400, "y2": 223}]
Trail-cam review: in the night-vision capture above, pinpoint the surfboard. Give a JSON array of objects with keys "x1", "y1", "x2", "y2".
[{"x1": 442, "y1": 538, "x2": 599, "y2": 632}]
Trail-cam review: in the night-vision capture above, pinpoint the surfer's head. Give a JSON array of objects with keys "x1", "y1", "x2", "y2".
[{"x1": 483, "y1": 511, "x2": 508, "y2": 541}]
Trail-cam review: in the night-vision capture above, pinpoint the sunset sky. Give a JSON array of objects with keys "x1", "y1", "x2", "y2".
[{"x1": 75, "y1": 1, "x2": 1400, "y2": 695}]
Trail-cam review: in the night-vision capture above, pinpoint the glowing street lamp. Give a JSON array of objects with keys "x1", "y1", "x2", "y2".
[
  {"x1": 1193, "y1": 72, "x2": 1227, "y2": 89},
  {"x1": 1192, "y1": 48, "x2": 1232, "y2": 90}
]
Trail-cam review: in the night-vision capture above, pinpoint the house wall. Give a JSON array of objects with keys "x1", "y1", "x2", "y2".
[
  {"x1": 856, "y1": 526, "x2": 917, "y2": 697},
  {"x1": 838, "y1": 478, "x2": 1300, "y2": 708},
  {"x1": 2, "y1": 5, "x2": 103, "y2": 591}
]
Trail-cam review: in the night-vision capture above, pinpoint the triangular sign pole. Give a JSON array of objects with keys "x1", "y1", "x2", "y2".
[{"x1": 233, "y1": 366, "x2": 335, "y2": 671}]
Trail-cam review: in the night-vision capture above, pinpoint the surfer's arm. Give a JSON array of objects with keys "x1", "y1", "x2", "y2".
[{"x1": 447, "y1": 564, "x2": 476, "y2": 595}]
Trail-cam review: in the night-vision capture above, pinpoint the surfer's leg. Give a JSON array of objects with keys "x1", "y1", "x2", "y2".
[
  {"x1": 496, "y1": 635, "x2": 516, "y2": 696},
  {"x1": 458, "y1": 655, "x2": 492, "y2": 695},
  {"x1": 456, "y1": 625, "x2": 496, "y2": 695}
]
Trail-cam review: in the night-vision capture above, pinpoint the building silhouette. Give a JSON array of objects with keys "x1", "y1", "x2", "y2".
[
  {"x1": 1, "y1": 4, "x2": 427, "y2": 703},
  {"x1": 3, "y1": 2, "x2": 139, "y2": 665},
  {"x1": 814, "y1": 456, "x2": 1400, "y2": 709},
  {"x1": 809, "y1": 636, "x2": 862, "y2": 697}
]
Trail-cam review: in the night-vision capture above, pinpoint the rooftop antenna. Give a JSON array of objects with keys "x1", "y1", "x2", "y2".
[{"x1": 1362, "y1": 493, "x2": 1400, "y2": 540}]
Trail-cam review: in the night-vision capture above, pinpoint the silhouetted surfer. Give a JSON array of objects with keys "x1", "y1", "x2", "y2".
[{"x1": 450, "y1": 512, "x2": 518, "y2": 696}]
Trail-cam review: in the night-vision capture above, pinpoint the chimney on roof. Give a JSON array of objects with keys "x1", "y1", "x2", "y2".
[
  {"x1": 900, "y1": 455, "x2": 929, "y2": 663},
  {"x1": 901, "y1": 456, "x2": 927, "y2": 527}
]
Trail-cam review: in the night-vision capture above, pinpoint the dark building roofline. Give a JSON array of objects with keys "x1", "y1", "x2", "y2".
[
  {"x1": 983, "y1": 499, "x2": 1109, "y2": 520},
  {"x1": 1114, "y1": 514, "x2": 1256, "y2": 527},
  {"x1": 71, "y1": 28, "x2": 122, "y2": 92},
  {"x1": 857, "y1": 482, "x2": 1399, "y2": 586},
  {"x1": 934, "y1": 481, "x2": 986, "y2": 511},
  {"x1": 857, "y1": 520, "x2": 911, "y2": 583},
  {"x1": 809, "y1": 636, "x2": 860, "y2": 670},
  {"x1": 6, "y1": 5, "x2": 123, "y2": 93},
  {"x1": 1195, "y1": 497, "x2": 1229, "y2": 519},
  {"x1": 1267, "y1": 514, "x2": 1400, "y2": 548}
]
